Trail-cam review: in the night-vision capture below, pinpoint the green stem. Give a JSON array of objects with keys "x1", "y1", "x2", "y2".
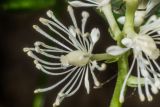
[
  {"x1": 33, "y1": 94, "x2": 44, "y2": 107},
  {"x1": 33, "y1": 75, "x2": 47, "y2": 107},
  {"x1": 109, "y1": 54, "x2": 128, "y2": 107},
  {"x1": 91, "y1": 53, "x2": 119, "y2": 62},
  {"x1": 123, "y1": 0, "x2": 138, "y2": 34},
  {"x1": 109, "y1": 1, "x2": 138, "y2": 107},
  {"x1": 101, "y1": 4, "x2": 122, "y2": 41}
]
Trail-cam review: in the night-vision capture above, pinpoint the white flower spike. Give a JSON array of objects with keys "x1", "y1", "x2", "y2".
[
  {"x1": 23, "y1": 6, "x2": 105, "y2": 106},
  {"x1": 107, "y1": 16, "x2": 160, "y2": 102},
  {"x1": 69, "y1": 0, "x2": 111, "y2": 8},
  {"x1": 119, "y1": 17, "x2": 160, "y2": 103}
]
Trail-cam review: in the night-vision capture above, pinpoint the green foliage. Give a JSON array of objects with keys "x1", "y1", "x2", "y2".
[{"x1": 1, "y1": 0, "x2": 56, "y2": 10}]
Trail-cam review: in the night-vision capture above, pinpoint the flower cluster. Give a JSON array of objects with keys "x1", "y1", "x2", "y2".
[
  {"x1": 23, "y1": 0, "x2": 160, "y2": 106},
  {"x1": 23, "y1": 6, "x2": 106, "y2": 106},
  {"x1": 107, "y1": 15, "x2": 160, "y2": 102}
]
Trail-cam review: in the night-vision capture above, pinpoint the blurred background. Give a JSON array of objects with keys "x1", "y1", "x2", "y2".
[{"x1": 0, "y1": 0, "x2": 160, "y2": 107}]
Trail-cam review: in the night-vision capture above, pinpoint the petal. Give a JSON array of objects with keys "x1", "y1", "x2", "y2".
[
  {"x1": 121, "y1": 37, "x2": 133, "y2": 48},
  {"x1": 84, "y1": 67, "x2": 90, "y2": 94},
  {"x1": 90, "y1": 28, "x2": 100, "y2": 44},
  {"x1": 117, "y1": 16, "x2": 125, "y2": 25},
  {"x1": 68, "y1": 1, "x2": 97, "y2": 7},
  {"x1": 106, "y1": 45, "x2": 129, "y2": 56}
]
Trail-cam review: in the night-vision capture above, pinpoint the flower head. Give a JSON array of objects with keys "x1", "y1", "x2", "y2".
[
  {"x1": 23, "y1": 6, "x2": 106, "y2": 106},
  {"x1": 69, "y1": 0, "x2": 110, "y2": 8},
  {"x1": 107, "y1": 16, "x2": 160, "y2": 102}
]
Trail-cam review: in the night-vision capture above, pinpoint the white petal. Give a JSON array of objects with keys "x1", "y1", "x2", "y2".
[
  {"x1": 106, "y1": 45, "x2": 129, "y2": 56},
  {"x1": 117, "y1": 16, "x2": 125, "y2": 25},
  {"x1": 90, "y1": 28, "x2": 100, "y2": 44},
  {"x1": 84, "y1": 67, "x2": 90, "y2": 94},
  {"x1": 68, "y1": 1, "x2": 97, "y2": 7},
  {"x1": 121, "y1": 38, "x2": 133, "y2": 48}
]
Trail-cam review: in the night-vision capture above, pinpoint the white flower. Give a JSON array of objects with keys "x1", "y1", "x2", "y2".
[
  {"x1": 68, "y1": 0, "x2": 110, "y2": 8},
  {"x1": 23, "y1": 6, "x2": 106, "y2": 107},
  {"x1": 107, "y1": 16, "x2": 160, "y2": 102},
  {"x1": 118, "y1": 0, "x2": 160, "y2": 27}
]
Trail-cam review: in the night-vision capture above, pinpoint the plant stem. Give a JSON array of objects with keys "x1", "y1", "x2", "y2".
[
  {"x1": 109, "y1": 54, "x2": 128, "y2": 107},
  {"x1": 101, "y1": 3, "x2": 122, "y2": 41},
  {"x1": 109, "y1": 1, "x2": 138, "y2": 107},
  {"x1": 123, "y1": 0, "x2": 138, "y2": 34},
  {"x1": 91, "y1": 53, "x2": 119, "y2": 62}
]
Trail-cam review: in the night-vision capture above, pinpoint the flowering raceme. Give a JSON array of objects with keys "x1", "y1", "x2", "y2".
[
  {"x1": 23, "y1": 6, "x2": 106, "y2": 106},
  {"x1": 22, "y1": 0, "x2": 160, "y2": 107},
  {"x1": 107, "y1": 15, "x2": 160, "y2": 102}
]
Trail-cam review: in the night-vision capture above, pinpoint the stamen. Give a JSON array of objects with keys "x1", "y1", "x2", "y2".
[
  {"x1": 67, "y1": 6, "x2": 78, "y2": 29},
  {"x1": 81, "y1": 11, "x2": 89, "y2": 35},
  {"x1": 144, "y1": 79, "x2": 153, "y2": 102},
  {"x1": 59, "y1": 67, "x2": 83, "y2": 95},
  {"x1": 33, "y1": 25, "x2": 73, "y2": 51},
  {"x1": 23, "y1": 47, "x2": 35, "y2": 52},
  {"x1": 39, "y1": 18, "x2": 82, "y2": 50},
  {"x1": 34, "y1": 41, "x2": 67, "y2": 52},
  {"x1": 34, "y1": 60, "x2": 75, "y2": 76},
  {"x1": 137, "y1": 60, "x2": 145, "y2": 102},
  {"x1": 84, "y1": 66, "x2": 90, "y2": 94},
  {"x1": 67, "y1": 68, "x2": 85, "y2": 97},
  {"x1": 119, "y1": 57, "x2": 136, "y2": 103},
  {"x1": 27, "y1": 51, "x2": 60, "y2": 66},
  {"x1": 89, "y1": 64, "x2": 101, "y2": 88},
  {"x1": 34, "y1": 68, "x2": 76, "y2": 93}
]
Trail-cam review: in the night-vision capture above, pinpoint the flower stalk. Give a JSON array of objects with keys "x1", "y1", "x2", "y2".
[
  {"x1": 108, "y1": 0, "x2": 138, "y2": 107},
  {"x1": 109, "y1": 54, "x2": 129, "y2": 107},
  {"x1": 101, "y1": 3, "x2": 122, "y2": 41},
  {"x1": 123, "y1": 0, "x2": 138, "y2": 35}
]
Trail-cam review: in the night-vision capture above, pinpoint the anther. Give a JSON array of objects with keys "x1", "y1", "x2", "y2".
[
  {"x1": 34, "y1": 41, "x2": 42, "y2": 47},
  {"x1": 27, "y1": 51, "x2": 33, "y2": 57},
  {"x1": 82, "y1": 11, "x2": 89, "y2": 19},
  {"x1": 39, "y1": 17, "x2": 49, "y2": 25},
  {"x1": 23, "y1": 48, "x2": 30, "y2": 52},
  {"x1": 139, "y1": 94, "x2": 145, "y2": 102},
  {"x1": 47, "y1": 10, "x2": 54, "y2": 18},
  {"x1": 34, "y1": 89, "x2": 41, "y2": 94}
]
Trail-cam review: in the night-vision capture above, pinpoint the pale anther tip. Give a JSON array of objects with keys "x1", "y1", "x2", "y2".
[
  {"x1": 23, "y1": 48, "x2": 29, "y2": 52},
  {"x1": 35, "y1": 47, "x2": 41, "y2": 53},
  {"x1": 140, "y1": 95, "x2": 145, "y2": 102},
  {"x1": 34, "y1": 41, "x2": 41, "y2": 46},
  {"x1": 67, "y1": 5, "x2": 73, "y2": 11},
  {"x1": 100, "y1": 63, "x2": 107, "y2": 71},
  {"x1": 119, "y1": 96, "x2": 124, "y2": 103},
  {"x1": 32, "y1": 25, "x2": 39, "y2": 29},
  {"x1": 47, "y1": 10, "x2": 53, "y2": 18},
  {"x1": 82, "y1": 11, "x2": 90, "y2": 18},
  {"x1": 34, "y1": 60, "x2": 38, "y2": 64},
  {"x1": 34, "y1": 89, "x2": 39, "y2": 94},
  {"x1": 27, "y1": 51, "x2": 33, "y2": 57}
]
